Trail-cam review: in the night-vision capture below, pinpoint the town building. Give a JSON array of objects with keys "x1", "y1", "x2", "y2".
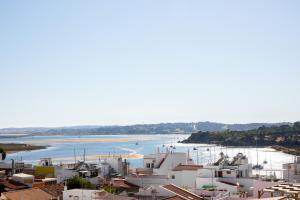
[{"x1": 282, "y1": 156, "x2": 300, "y2": 182}]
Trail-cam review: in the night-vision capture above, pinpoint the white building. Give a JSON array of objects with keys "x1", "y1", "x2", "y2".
[
  {"x1": 12, "y1": 173, "x2": 34, "y2": 187},
  {"x1": 282, "y1": 156, "x2": 300, "y2": 182},
  {"x1": 63, "y1": 189, "x2": 101, "y2": 200},
  {"x1": 126, "y1": 151, "x2": 204, "y2": 198},
  {"x1": 63, "y1": 189, "x2": 137, "y2": 200}
]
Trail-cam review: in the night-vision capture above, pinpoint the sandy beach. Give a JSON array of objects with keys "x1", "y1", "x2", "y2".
[{"x1": 27, "y1": 136, "x2": 153, "y2": 144}]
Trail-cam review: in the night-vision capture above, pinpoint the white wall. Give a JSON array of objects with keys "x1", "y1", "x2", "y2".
[
  {"x1": 55, "y1": 166, "x2": 78, "y2": 183},
  {"x1": 125, "y1": 176, "x2": 170, "y2": 187},
  {"x1": 283, "y1": 163, "x2": 300, "y2": 182},
  {"x1": 63, "y1": 189, "x2": 99, "y2": 200},
  {"x1": 154, "y1": 153, "x2": 187, "y2": 175},
  {"x1": 170, "y1": 170, "x2": 198, "y2": 188},
  {"x1": 196, "y1": 177, "x2": 238, "y2": 193}
]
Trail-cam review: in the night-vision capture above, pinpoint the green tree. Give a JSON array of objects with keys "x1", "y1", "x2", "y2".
[
  {"x1": 66, "y1": 176, "x2": 96, "y2": 190},
  {"x1": 0, "y1": 184, "x2": 5, "y2": 194},
  {"x1": 0, "y1": 148, "x2": 6, "y2": 160}
]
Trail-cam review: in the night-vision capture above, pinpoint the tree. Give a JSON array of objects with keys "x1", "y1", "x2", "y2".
[
  {"x1": 0, "y1": 148, "x2": 6, "y2": 160},
  {"x1": 0, "y1": 184, "x2": 5, "y2": 194},
  {"x1": 66, "y1": 176, "x2": 96, "y2": 190}
]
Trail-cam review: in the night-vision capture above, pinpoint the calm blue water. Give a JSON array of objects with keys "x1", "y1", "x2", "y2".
[{"x1": 0, "y1": 134, "x2": 294, "y2": 173}]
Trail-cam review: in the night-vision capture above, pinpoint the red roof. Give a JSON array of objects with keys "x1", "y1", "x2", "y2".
[
  {"x1": 111, "y1": 179, "x2": 139, "y2": 189},
  {"x1": 164, "y1": 196, "x2": 186, "y2": 200},
  {"x1": 42, "y1": 183, "x2": 65, "y2": 197},
  {"x1": 162, "y1": 184, "x2": 204, "y2": 200},
  {"x1": 2, "y1": 188, "x2": 54, "y2": 200},
  {"x1": 172, "y1": 164, "x2": 203, "y2": 171},
  {"x1": 0, "y1": 179, "x2": 28, "y2": 190}
]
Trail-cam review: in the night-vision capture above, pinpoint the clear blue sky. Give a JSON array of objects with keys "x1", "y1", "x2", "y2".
[{"x1": 0, "y1": 1, "x2": 299, "y2": 128}]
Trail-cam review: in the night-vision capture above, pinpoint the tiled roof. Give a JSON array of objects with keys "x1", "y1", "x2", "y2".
[
  {"x1": 164, "y1": 196, "x2": 186, "y2": 200},
  {"x1": 2, "y1": 188, "x2": 54, "y2": 200},
  {"x1": 172, "y1": 164, "x2": 202, "y2": 171},
  {"x1": 111, "y1": 179, "x2": 139, "y2": 189},
  {"x1": 42, "y1": 183, "x2": 64, "y2": 197},
  {"x1": 0, "y1": 179, "x2": 28, "y2": 190},
  {"x1": 162, "y1": 184, "x2": 204, "y2": 200}
]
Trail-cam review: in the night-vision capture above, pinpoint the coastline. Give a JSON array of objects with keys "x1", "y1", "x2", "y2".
[
  {"x1": 0, "y1": 143, "x2": 46, "y2": 154},
  {"x1": 180, "y1": 141, "x2": 299, "y2": 156}
]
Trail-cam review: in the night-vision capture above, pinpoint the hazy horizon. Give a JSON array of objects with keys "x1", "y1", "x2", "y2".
[{"x1": 1, "y1": 1, "x2": 300, "y2": 128}]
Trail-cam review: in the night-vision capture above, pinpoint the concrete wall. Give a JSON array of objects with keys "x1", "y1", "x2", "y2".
[
  {"x1": 196, "y1": 177, "x2": 237, "y2": 193},
  {"x1": 154, "y1": 153, "x2": 187, "y2": 175},
  {"x1": 252, "y1": 180, "x2": 279, "y2": 198},
  {"x1": 125, "y1": 176, "x2": 170, "y2": 187},
  {"x1": 55, "y1": 166, "x2": 78, "y2": 183},
  {"x1": 170, "y1": 170, "x2": 198, "y2": 188},
  {"x1": 63, "y1": 189, "x2": 99, "y2": 200}
]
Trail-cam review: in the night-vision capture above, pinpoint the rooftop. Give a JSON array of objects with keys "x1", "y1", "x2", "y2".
[
  {"x1": 2, "y1": 188, "x2": 54, "y2": 200},
  {"x1": 162, "y1": 184, "x2": 204, "y2": 200},
  {"x1": 12, "y1": 173, "x2": 34, "y2": 178},
  {"x1": 172, "y1": 164, "x2": 202, "y2": 171},
  {"x1": 0, "y1": 179, "x2": 28, "y2": 190},
  {"x1": 164, "y1": 196, "x2": 186, "y2": 200},
  {"x1": 111, "y1": 178, "x2": 139, "y2": 189},
  {"x1": 42, "y1": 183, "x2": 64, "y2": 197}
]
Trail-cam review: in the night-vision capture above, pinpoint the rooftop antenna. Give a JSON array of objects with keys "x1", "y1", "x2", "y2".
[
  {"x1": 74, "y1": 148, "x2": 77, "y2": 164},
  {"x1": 197, "y1": 149, "x2": 199, "y2": 165},
  {"x1": 213, "y1": 146, "x2": 216, "y2": 163},
  {"x1": 83, "y1": 148, "x2": 86, "y2": 162}
]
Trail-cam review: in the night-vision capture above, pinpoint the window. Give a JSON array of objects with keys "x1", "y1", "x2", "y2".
[
  {"x1": 151, "y1": 163, "x2": 154, "y2": 168},
  {"x1": 227, "y1": 171, "x2": 231, "y2": 174},
  {"x1": 171, "y1": 175, "x2": 175, "y2": 179},
  {"x1": 146, "y1": 163, "x2": 151, "y2": 168}
]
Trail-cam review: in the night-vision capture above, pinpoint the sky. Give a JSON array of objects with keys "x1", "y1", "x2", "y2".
[{"x1": 0, "y1": 1, "x2": 300, "y2": 128}]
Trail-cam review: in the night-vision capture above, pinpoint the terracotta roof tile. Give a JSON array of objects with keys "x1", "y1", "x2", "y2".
[
  {"x1": 2, "y1": 188, "x2": 54, "y2": 200},
  {"x1": 172, "y1": 164, "x2": 202, "y2": 171},
  {"x1": 111, "y1": 179, "x2": 139, "y2": 189},
  {"x1": 164, "y1": 196, "x2": 186, "y2": 200},
  {"x1": 42, "y1": 183, "x2": 64, "y2": 198},
  {"x1": 0, "y1": 179, "x2": 28, "y2": 190},
  {"x1": 162, "y1": 184, "x2": 204, "y2": 200}
]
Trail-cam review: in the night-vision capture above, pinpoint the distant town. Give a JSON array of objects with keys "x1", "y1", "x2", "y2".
[{"x1": 0, "y1": 122, "x2": 300, "y2": 200}]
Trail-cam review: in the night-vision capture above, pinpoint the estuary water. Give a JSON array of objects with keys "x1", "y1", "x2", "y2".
[{"x1": 1, "y1": 134, "x2": 294, "y2": 175}]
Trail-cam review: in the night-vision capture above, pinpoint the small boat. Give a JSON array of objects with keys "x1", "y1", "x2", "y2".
[
  {"x1": 193, "y1": 147, "x2": 198, "y2": 151},
  {"x1": 263, "y1": 160, "x2": 268, "y2": 164},
  {"x1": 252, "y1": 164, "x2": 264, "y2": 170}
]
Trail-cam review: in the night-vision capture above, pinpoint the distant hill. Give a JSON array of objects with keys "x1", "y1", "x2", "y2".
[
  {"x1": 0, "y1": 121, "x2": 291, "y2": 135},
  {"x1": 181, "y1": 122, "x2": 300, "y2": 155}
]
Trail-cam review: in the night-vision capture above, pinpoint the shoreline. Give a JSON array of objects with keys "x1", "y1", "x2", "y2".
[
  {"x1": 0, "y1": 143, "x2": 46, "y2": 154},
  {"x1": 180, "y1": 141, "x2": 299, "y2": 156},
  {"x1": 24, "y1": 136, "x2": 153, "y2": 144}
]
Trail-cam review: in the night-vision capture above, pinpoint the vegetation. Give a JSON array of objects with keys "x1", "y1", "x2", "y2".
[
  {"x1": 66, "y1": 176, "x2": 96, "y2": 190},
  {"x1": 0, "y1": 148, "x2": 6, "y2": 160},
  {"x1": 182, "y1": 122, "x2": 300, "y2": 155},
  {"x1": 0, "y1": 122, "x2": 289, "y2": 136},
  {"x1": 0, "y1": 143, "x2": 45, "y2": 154},
  {"x1": 104, "y1": 185, "x2": 119, "y2": 194},
  {"x1": 0, "y1": 183, "x2": 5, "y2": 194}
]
